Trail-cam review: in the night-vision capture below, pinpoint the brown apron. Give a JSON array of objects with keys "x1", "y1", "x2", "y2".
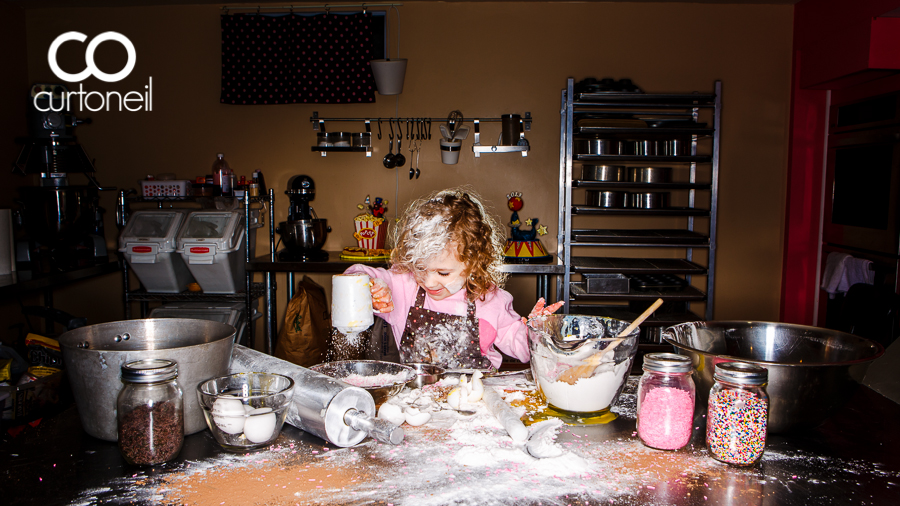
[{"x1": 399, "y1": 287, "x2": 492, "y2": 369}]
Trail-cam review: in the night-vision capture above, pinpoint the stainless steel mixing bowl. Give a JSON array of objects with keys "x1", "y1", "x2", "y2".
[
  {"x1": 58, "y1": 319, "x2": 236, "y2": 441},
  {"x1": 278, "y1": 219, "x2": 330, "y2": 251},
  {"x1": 404, "y1": 363, "x2": 445, "y2": 389},
  {"x1": 311, "y1": 360, "x2": 414, "y2": 406},
  {"x1": 663, "y1": 321, "x2": 884, "y2": 433}
]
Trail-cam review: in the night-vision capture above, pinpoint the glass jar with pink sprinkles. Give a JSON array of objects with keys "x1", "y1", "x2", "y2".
[
  {"x1": 706, "y1": 362, "x2": 769, "y2": 466},
  {"x1": 636, "y1": 353, "x2": 695, "y2": 450}
]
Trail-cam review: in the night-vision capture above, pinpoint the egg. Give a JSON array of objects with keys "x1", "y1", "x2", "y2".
[
  {"x1": 402, "y1": 389, "x2": 422, "y2": 403},
  {"x1": 378, "y1": 402, "x2": 407, "y2": 426},
  {"x1": 468, "y1": 371, "x2": 485, "y2": 402},
  {"x1": 211, "y1": 397, "x2": 246, "y2": 434},
  {"x1": 404, "y1": 407, "x2": 431, "y2": 426},
  {"x1": 447, "y1": 387, "x2": 463, "y2": 409},
  {"x1": 243, "y1": 407, "x2": 276, "y2": 443}
]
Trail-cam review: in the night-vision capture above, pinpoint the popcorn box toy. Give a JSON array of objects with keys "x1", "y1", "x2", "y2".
[{"x1": 354, "y1": 215, "x2": 387, "y2": 249}]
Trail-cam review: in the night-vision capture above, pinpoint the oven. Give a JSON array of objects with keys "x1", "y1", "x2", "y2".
[
  {"x1": 823, "y1": 92, "x2": 900, "y2": 258},
  {"x1": 820, "y1": 91, "x2": 900, "y2": 347}
]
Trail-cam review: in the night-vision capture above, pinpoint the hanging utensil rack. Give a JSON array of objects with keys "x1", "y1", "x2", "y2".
[
  {"x1": 310, "y1": 112, "x2": 532, "y2": 157},
  {"x1": 471, "y1": 116, "x2": 531, "y2": 157}
]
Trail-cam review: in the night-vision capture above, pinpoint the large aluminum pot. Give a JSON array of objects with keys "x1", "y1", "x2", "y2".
[
  {"x1": 58, "y1": 319, "x2": 235, "y2": 441},
  {"x1": 278, "y1": 219, "x2": 330, "y2": 252},
  {"x1": 663, "y1": 321, "x2": 884, "y2": 433}
]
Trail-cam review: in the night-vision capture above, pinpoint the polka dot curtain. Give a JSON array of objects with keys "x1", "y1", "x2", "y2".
[{"x1": 221, "y1": 12, "x2": 377, "y2": 104}]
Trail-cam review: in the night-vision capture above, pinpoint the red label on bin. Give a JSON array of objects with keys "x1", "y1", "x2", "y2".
[
  {"x1": 190, "y1": 247, "x2": 210, "y2": 254},
  {"x1": 131, "y1": 246, "x2": 152, "y2": 253}
]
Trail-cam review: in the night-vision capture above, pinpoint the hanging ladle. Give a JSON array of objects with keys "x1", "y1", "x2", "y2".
[
  {"x1": 383, "y1": 120, "x2": 396, "y2": 168},
  {"x1": 393, "y1": 118, "x2": 406, "y2": 167},
  {"x1": 410, "y1": 120, "x2": 422, "y2": 179}
]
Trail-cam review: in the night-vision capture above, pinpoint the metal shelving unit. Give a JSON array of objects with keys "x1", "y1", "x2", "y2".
[
  {"x1": 120, "y1": 192, "x2": 272, "y2": 348},
  {"x1": 557, "y1": 78, "x2": 721, "y2": 340}
]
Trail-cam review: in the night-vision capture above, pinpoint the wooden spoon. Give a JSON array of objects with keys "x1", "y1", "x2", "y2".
[{"x1": 555, "y1": 298, "x2": 664, "y2": 385}]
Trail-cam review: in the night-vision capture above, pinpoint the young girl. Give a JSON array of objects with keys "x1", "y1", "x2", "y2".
[{"x1": 343, "y1": 188, "x2": 562, "y2": 370}]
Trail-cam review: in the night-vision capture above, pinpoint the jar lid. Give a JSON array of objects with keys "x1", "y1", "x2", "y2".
[
  {"x1": 642, "y1": 353, "x2": 692, "y2": 373},
  {"x1": 121, "y1": 359, "x2": 178, "y2": 383},
  {"x1": 713, "y1": 361, "x2": 767, "y2": 385}
]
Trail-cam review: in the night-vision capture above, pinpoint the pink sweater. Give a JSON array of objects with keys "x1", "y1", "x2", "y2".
[{"x1": 343, "y1": 264, "x2": 530, "y2": 368}]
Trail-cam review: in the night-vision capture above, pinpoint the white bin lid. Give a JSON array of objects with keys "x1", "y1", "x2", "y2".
[
  {"x1": 177, "y1": 210, "x2": 245, "y2": 254},
  {"x1": 118, "y1": 209, "x2": 188, "y2": 253}
]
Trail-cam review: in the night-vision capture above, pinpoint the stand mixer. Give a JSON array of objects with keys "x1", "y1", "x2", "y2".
[
  {"x1": 13, "y1": 83, "x2": 115, "y2": 274},
  {"x1": 277, "y1": 175, "x2": 330, "y2": 261}
]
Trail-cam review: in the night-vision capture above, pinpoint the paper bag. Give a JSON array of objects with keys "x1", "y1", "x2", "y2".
[{"x1": 274, "y1": 276, "x2": 330, "y2": 367}]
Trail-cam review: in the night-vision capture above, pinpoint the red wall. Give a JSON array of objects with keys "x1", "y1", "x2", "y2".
[{"x1": 781, "y1": 0, "x2": 900, "y2": 324}]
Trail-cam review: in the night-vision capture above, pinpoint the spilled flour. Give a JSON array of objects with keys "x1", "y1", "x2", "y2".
[{"x1": 72, "y1": 376, "x2": 900, "y2": 506}]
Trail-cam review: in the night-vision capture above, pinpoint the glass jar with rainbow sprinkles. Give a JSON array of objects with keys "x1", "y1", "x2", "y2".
[{"x1": 706, "y1": 362, "x2": 769, "y2": 466}]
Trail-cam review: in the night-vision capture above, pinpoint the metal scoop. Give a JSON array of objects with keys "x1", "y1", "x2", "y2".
[
  {"x1": 393, "y1": 119, "x2": 406, "y2": 167},
  {"x1": 383, "y1": 121, "x2": 396, "y2": 168}
]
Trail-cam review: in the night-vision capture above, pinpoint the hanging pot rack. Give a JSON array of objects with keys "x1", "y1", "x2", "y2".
[{"x1": 310, "y1": 112, "x2": 532, "y2": 157}]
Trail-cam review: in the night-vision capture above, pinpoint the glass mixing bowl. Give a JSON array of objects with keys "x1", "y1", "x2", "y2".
[
  {"x1": 527, "y1": 314, "x2": 640, "y2": 423},
  {"x1": 197, "y1": 372, "x2": 295, "y2": 452}
]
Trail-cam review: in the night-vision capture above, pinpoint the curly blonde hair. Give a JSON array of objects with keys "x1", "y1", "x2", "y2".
[{"x1": 390, "y1": 187, "x2": 508, "y2": 301}]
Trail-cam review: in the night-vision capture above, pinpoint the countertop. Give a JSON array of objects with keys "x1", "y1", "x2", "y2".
[{"x1": 2, "y1": 378, "x2": 898, "y2": 506}]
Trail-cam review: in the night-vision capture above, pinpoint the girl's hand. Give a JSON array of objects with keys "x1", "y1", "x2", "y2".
[
  {"x1": 370, "y1": 278, "x2": 394, "y2": 313},
  {"x1": 521, "y1": 298, "x2": 564, "y2": 325}
]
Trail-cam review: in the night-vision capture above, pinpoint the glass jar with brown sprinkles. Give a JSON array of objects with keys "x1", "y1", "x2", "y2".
[{"x1": 117, "y1": 359, "x2": 184, "y2": 465}]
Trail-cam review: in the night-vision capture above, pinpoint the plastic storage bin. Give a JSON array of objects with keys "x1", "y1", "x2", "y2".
[
  {"x1": 177, "y1": 211, "x2": 245, "y2": 294},
  {"x1": 149, "y1": 302, "x2": 249, "y2": 345},
  {"x1": 119, "y1": 210, "x2": 195, "y2": 293}
]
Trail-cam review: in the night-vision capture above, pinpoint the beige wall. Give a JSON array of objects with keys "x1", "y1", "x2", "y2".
[{"x1": 9, "y1": 2, "x2": 794, "y2": 346}]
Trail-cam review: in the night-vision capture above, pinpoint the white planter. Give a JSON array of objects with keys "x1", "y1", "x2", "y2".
[{"x1": 370, "y1": 59, "x2": 407, "y2": 95}]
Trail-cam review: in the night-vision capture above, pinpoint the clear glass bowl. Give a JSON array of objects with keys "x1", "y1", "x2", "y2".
[
  {"x1": 527, "y1": 314, "x2": 640, "y2": 423},
  {"x1": 196, "y1": 372, "x2": 294, "y2": 452}
]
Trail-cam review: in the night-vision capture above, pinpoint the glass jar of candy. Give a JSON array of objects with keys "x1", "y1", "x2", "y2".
[
  {"x1": 117, "y1": 359, "x2": 184, "y2": 466},
  {"x1": 636, "y1": 353, "x2": 695, "y2": 450},
  {"x1": 706, "y1": 362, "x2": 769, "y2": 466}
]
